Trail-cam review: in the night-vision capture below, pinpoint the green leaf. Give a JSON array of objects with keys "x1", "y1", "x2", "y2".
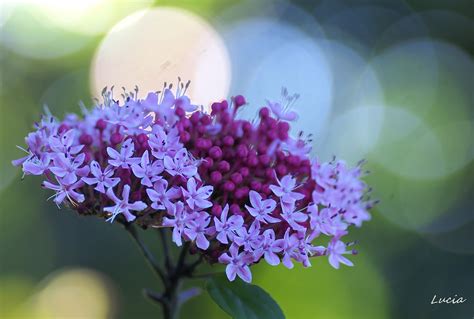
[{"x1": 205, "y1": 275, "x2": 285, "y2": 319}]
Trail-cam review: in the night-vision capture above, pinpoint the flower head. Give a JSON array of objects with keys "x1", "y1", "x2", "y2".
[{"x1": 13, "y1": 83, "x2": 375, "y2": 283}]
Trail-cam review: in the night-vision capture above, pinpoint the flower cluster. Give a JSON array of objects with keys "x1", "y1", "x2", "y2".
[{"x1": 13, "y1": 82, "x2": 375, "y2": 283}]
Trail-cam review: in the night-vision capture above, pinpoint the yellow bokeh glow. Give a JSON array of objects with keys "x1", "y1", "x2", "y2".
[{"x1": 91, "y1": 7, "x2": 231, "y2": 109}]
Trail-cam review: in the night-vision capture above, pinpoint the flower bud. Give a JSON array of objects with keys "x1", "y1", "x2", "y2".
[
  {"x1": 190, "y1": 112, "x2": 200, "y2": 124},
  {"x1": 236, "y1": 144, "x2": 248, "y2": 157},
  {"x1": 79, "y1": 133, "x2": 92, "y2": 145},
  {"x1": 110, "y1": 132, "x2": 123, "y2": 145},
  {"x1": 200, "y1": 114, "x2": 211, "y2": 125},
  {"x1": 217, "y1": 161, "x2": 230, "y2": 172},
  {"x1": 233, "y1": 95, "x2": 246, "y2": 108},
  {"x1": 259, "y1": 107, "x2": 270, "y2": 118},
  {"x1": 209, "y1": 146, "x2": 223, "y2": 159},
  {"x1": 223, "y1": 181, "x2": 235, "y2": 192},
  {"x1": 231, "y1": 172, "x2": 243, "y2": 184},
  {"x1": 175, "y1": 107, "x2": 185, "y2": 117},
  {"x1": 95, "y1": 119, "x2": 107, "y2": 130},
  {"x1": 223, "y1": 135, "x2": 234, "y2": 146},
  {"x1": 137, "y1": 133, "x2": 148, "y2": 144},
  {"x1": 211, "y1": 204, "x2": 222, "y2": 217},
  {"x1": 210, "y1": 171, "x2": 222, "y2": 183}
]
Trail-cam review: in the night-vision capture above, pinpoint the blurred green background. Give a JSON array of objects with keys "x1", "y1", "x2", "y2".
[{"x1": 1, "y1": 0, "x2": 473, "y2": 318}]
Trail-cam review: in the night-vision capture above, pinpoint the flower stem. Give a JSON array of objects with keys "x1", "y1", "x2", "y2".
[
  {"x1": 122, "y1": 222, "x2": 202, "y2": 319},
  {"x1": 123, "y1": 223, "x2": 167, "y2": 285}
]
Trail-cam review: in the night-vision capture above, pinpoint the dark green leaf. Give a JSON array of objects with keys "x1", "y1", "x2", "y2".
[{"x1": 206, "y1": 275, "x2": 285, "y2": 319}]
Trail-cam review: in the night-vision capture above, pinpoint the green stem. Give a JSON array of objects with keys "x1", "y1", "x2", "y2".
[
  {"x1": 122, "y1": 222, "x2": 202, "y2": 319},
  {"x1": 123, "y1": 223, "x2": 167, "y2": 285}
]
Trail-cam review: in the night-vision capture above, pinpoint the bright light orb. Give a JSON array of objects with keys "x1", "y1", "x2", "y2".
[
  {"x1": 91, "y1": 7, "x2": 231, "y2": 108},
  {"x1": 220, "y1": 18, "x2": 332, "y2": 139}
]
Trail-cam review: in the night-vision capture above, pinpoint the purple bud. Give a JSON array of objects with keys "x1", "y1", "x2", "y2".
[
  {"x1": 202, "y1": 157, "x2": 214, "y2": 169},
  {"x1": 180, "y1": 131, "x2": 191, "y2": 143},
  {"x1": 175, "y1": 107, "x2": 185, "y2": 117},
  {"x1": 247, "y1": 156, "x2": 258, "y2": 167},
  {"x1": 217, "y1": 161, "x2": 230, "y2": 172},
  {"x1": 277, "y1": 121, "x2": 290, "y2": 140},
  {"x1": 250, "y1": 180, "x2": 262, "y2": 191},
  {"x1": 190, "y1": 112, "x2": 200, "y2": 124},
  {"x1": 265, "y1": 168, "x2": 275, "y2": 179},
  {"x1": 276, "y1": 164, "x2": 288, "y2": 176},
  {"x1": 259, "y1": 107, "x2": 270, "y2": 118},
  {"x1": 230, "y1": 203, "x2": 242, "y2": 215},
  {"x1": 233, "y1": 95, "x2": 246, "y2": 108},
  {"x1": 210, "y1": 171, "x2": 222, "y2": 183},
  {"x1": 58, "y1": 124, "x2": 69, "y2": 134},
  {"x1": 235, "y1": 186, "x2": 249, "y2": 199},
  {"x1": 137, "y1": 133, "x2": 148, "y2": 144},
  {"x1": 110, "y1": 132, "x2": 123, "y2": 146},
  {"x1": 258, "y1": 154, "x2": 271, "y2": 166},
  {"x1": 236, "y1": 144, "x2": 248, "y2": 157},
  {"x1": 223, "y1": 181, "x2": 235, "y2": 192},
  {"x1": 221, "y1": 100, "x2": 228, "y2": 111},
  {"x1": 223, "y1": 135, "x2": 234, "y2": 146},
  {"x1": 95, "y1": 119, "x2": 107, "y2": 130},
  {"x1": 79, "y1": 133, "x2": 92, "y2": 146},
  {"x1": 209, "y1": 146, "x2": 223, "y2": 159},
  {"x1": 211, "y1": 204, "x2": 222, "y2": 217},
  {"x1": 200, "y1": 114, "x2": 211, "y2": 125},
  {"x1": 231, "y1": 172, "x2": 243, "y2": 184},
  {"x1": 211, "y1": 102, "x2": 221, "y2": 115},
  {"x1": 239, "y1": 167, "x2": 249, "y2": 177}
]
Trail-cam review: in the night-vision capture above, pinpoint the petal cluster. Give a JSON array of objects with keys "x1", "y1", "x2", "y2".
[{"x1": 13, "y1": 83, "x2": 375, "y2": 283}]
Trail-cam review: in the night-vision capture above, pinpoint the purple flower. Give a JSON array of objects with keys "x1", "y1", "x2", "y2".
[
  {"x1": 234, "y1": 221, "x2": 261, "y2": 252},
  {"x1": 218, "y1": 244, "x2": 254, "y2": 283},
  {"x1": 107, "y1": 139, "x2": 140, "y2": 169},
  {"x1": 281, "y1": 137, "x2": 312, "y2": 157},
  {"x1": 266, "y1": 100, "x2": 298, "y2": 121},
  {"x1": 49, "y1": 129, "x2": 83, "y2": 155},
  {"x1": 82, "y1": 161, "x2": 120, "y2": 193},
  {"x1": 12, "y1": 132, "x2": 44, "y2": 167},
  {"x1": 214, "y1": 204, "x2": 244, "y2": 244},
  {"x1": 175, "y1": 95, "x2": 197, "y2": 112},
  {"x1": 162, "y1": 202, "x2": 188, "y2": 246},
  {"x1": 280, "y1": 203, "x2": 307, "y2": 232},
  {"x1": 151, "y1": 89, "x2": 177, "y2": 124},
  {"x1": 182, "y1": 177, "x2": 213, "y2": 210},
  {"x1": 149, "y1": 126, "x2": 182, "y2": 159},
  {"x1": 21, "y1": 154, "x2": 51, "y2": 176},
  {"x1": 245, "y1": 190, "x2": 279, "y2": 224},
  {"x1": 294, "y1": 231, "x2": 321, "y2": 267},
  {"x1": 184, "y1": 213, "x2": 213, "y2": 250},
  {"x1": 131, "y1": 150, "x2": 164, "y2": 187},
  {"x1": 104, "y1": 185, "x2": 147, "y2": 223},
  {"x1": 163, "y1": 148, "x2": 197, "y2": 178},
  {"x1": 343, "y1": 206, "x2": 371, "y2": 227},
  {"x1": 253, "y1": 229, "x2": 282, "y2": 266},
  {"x1": 50, "y1": 153, "x2": 90, "y2": 185},
  {"x1": 275, "y1": 229, "x2": 299, "y2": 269},
  {"x1": 43, "y1": 178, "x2": 85, "y2": 207},
  {"x1": 146, "y1": 180, "x2": 181, "y2": 210},
  {"x1": 326, "y1": 237, "x2": 354, "y2": 269},
  {"x1": 141, "y1": 92, "x2": 159, "y2": 112},
  {"x1": 270, "y1": 175, "x2": 305, "y2": 210},
  {"x1": 308, "y1": 206, "x2": 347, "y2": 236}
]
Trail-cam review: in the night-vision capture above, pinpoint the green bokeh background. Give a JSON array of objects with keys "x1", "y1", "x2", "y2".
[{"x1": 1, "y1": 0, "x2": 473, "y2": 318}]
